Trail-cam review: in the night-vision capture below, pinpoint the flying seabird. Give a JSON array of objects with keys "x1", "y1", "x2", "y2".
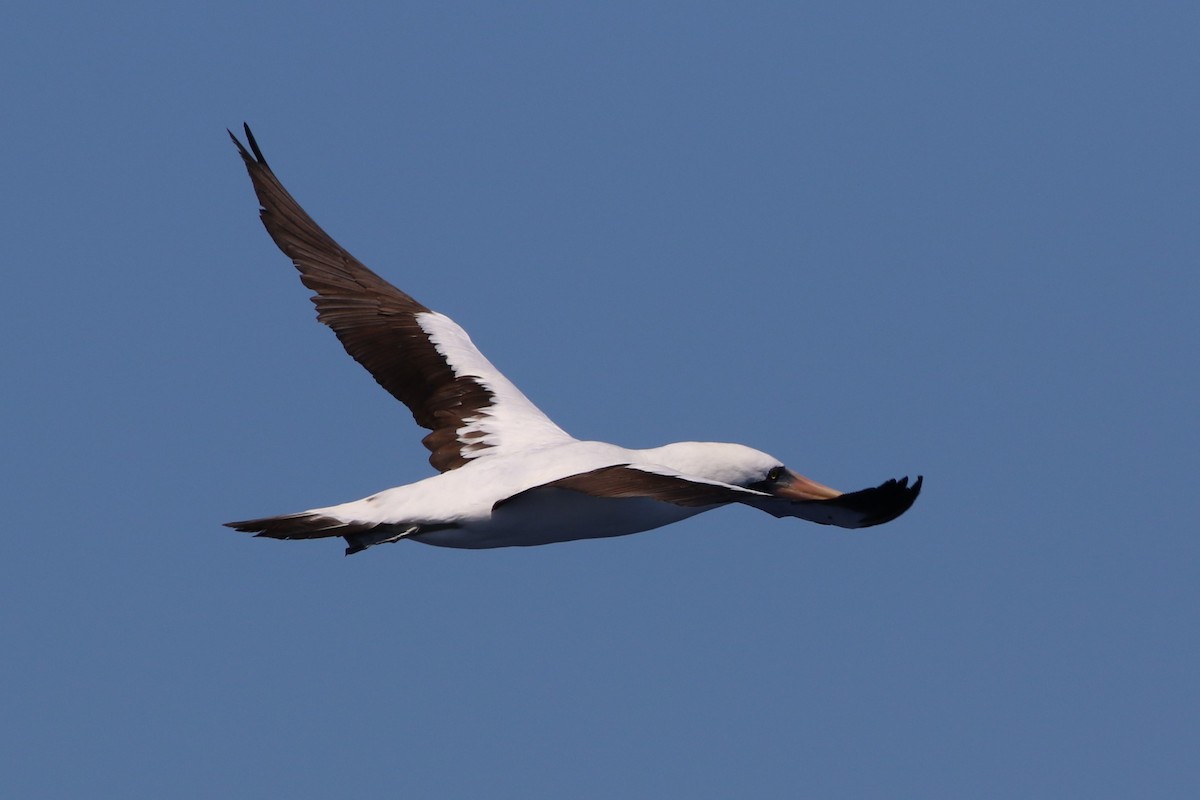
[{"x1": 225, "y1": 125, "x2": 922, "y2": 555}]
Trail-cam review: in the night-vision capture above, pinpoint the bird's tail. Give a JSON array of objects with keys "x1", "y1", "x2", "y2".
[{"x1": 224, "y1": 513, "x2": 418, "y2": 555}]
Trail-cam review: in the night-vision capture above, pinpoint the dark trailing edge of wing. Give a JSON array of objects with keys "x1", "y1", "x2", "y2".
[{"x1": 228, "y1": 123, "x2": 498, "y2": 472}]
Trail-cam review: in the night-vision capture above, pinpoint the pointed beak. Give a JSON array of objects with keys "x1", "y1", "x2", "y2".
[{"x1": 772, "y1": 469, "x2": 842, "y2": 501}]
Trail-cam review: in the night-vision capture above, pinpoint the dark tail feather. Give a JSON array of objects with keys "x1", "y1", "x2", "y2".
[
  {"x1": 224, "y1": 513, "x2": 421, "y2": 555},
  {"x1": 225, "y1": 512, "x2": 367, "y2": 540}
]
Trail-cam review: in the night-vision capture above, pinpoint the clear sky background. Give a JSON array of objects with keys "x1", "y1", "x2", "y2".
[{"x1": 3, "y1": 2, "x2": 1197, "y2": 797}]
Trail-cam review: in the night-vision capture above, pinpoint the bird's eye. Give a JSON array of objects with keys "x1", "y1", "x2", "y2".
[{"x1": 766, "y1": 466, "x2": 785, "y2": 482}]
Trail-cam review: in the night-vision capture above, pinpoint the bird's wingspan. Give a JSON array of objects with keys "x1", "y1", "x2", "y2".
[{"x1": 229, "y1": 124, "x2": 572, "y2": 471}]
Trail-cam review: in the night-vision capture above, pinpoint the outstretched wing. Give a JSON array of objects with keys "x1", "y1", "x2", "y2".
[
  {"x1": 497, "y1": 466, "x2": 922, "y2": 529},
  {"x1": 229, "y1": 124, "x2": 572, "y2": 471}
]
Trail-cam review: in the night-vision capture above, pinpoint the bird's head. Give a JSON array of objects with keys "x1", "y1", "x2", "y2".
[{"x1": 647, "y1": 441, "x2": 842, "y2": 501}]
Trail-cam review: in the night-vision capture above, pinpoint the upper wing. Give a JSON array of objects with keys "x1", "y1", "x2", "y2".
[
  {"x1": 229, "y1": 125, "x2": 573, "y2": 471},
  {"x1": 497, "y1": 465, "x2": 922, "y2": 529}
]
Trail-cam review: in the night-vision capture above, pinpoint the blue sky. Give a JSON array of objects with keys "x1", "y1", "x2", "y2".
[{"x1": 3, "y1": 2, "x2": 1197, "y2": 797}]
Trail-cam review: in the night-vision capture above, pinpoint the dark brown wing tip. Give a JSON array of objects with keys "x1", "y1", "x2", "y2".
[
  {"x1": 228, "y1": 123, "x2": 268, "y2": 166},
  {"x1": 841, "y1": 474, "x2": 923, "y2": 527}
]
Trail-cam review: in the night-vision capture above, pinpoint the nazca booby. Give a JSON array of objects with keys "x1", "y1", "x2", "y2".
[{"x1": 225, "y1": 125, "x2": 922, "y2": 554}]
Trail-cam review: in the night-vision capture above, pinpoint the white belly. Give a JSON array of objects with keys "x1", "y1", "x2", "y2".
[{"x1": 409, "y1": 492, "x2": 712, "y2": 549}]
